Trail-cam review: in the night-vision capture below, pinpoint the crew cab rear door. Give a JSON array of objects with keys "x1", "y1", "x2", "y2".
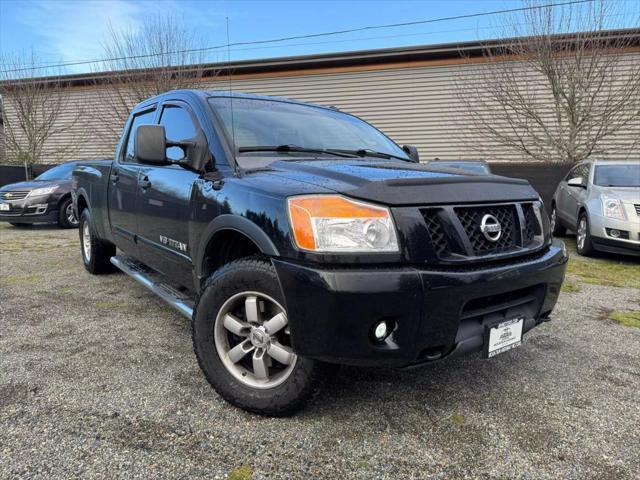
[
  {"x1": 135, "y1": 101, "x2": 200, "y2": 287},
  {"x1": 108, "y1": 106, "x2": 157, "y2": 256}
]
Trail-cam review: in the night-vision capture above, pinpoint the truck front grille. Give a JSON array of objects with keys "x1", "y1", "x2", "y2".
[
  {"x1": 635, "y1": 204, "x2": 640, "y2": 216},
  {"x1": 421, "y1": 202, "x2": 543, "y2": 261}
]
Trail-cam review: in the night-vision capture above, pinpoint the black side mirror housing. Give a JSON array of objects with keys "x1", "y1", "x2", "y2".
[
  {"x1": 402, "y1": 145, "x2": 420, "y2": 163},
  {"x1": 136, "y1": 125, "x2": 169, "y2": 165},
  {"x1": 135, "y1": 124, "x2": 211, "y2": 171}
]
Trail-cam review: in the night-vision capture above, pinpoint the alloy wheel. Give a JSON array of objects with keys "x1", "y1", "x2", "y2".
[
  {"x1": 82, "y1": 222, "x2": 91, "y2": 261},
  {"x1": 214, "y1": 291, "x2": 297, "y2": 389},
  {"x1": 66, "y1": 202, "x2": 78, "y2": 226},
  {"x1": 577, "y1": 218, "x2": 586, "y2": 250}
]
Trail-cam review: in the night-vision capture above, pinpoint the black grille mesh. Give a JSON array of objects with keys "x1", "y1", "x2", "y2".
[
  {"x1": 522, "y1": 204, "x2": 537, "y2": 246},
  {"x1": 422, "y1": 210, "x2": 449, "y2": 257},
  {"x1": 454, "y1": 205, "x2": 517, "y2": 254}
]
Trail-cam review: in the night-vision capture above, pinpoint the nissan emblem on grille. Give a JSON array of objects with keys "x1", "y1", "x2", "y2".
[{"x1": 480, "y1": 214, "x2": 502, "y2": 242}]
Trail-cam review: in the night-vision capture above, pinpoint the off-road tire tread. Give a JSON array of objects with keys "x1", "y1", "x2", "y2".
[
  {"x1": 79, "y1": 209, "x2": 116, "y2": 274},
  {"x1": 192, "y1": 256, "x2": 332, "y2": 416}
]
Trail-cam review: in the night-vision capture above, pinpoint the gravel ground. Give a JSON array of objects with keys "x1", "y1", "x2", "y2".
[{"x1": 1, "y1": 223, "x2": 639, "y2": 479}]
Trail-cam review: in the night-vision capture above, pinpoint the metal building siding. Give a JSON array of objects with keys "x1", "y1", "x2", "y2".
[{"x1": 1, "y1": 52, "x2": 638, "y2": 163}]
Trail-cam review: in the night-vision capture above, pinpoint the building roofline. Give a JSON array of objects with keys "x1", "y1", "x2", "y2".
[{"x1": 2, "y1": 28, "x2": 639, "y2": 87}]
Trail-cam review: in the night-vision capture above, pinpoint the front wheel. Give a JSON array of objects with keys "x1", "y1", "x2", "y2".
[
  {"x1": 192, "y1": 257, "x2": 331, "y2": 416},
  {"x1": 79, "y1": 209, "x2": 116, "y2": 274},
  {"x1": 576, "y1": 212, "x2": 594, "y2": 256},
  {"x1": 58, "y1": 197, "x2": 79, "y2": 228}
]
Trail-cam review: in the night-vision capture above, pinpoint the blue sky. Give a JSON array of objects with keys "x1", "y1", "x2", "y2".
[{"x1": 1, "y1": 0, "x2": 638, "y2": 75}]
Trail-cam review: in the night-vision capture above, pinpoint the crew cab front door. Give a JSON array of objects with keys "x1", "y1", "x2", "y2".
[
  {"x1": 108, "y1": 107, "x2": 157, "y2": 255},
  {"x1": 135, "y1": 102, "x2": 200, "y2": 287}
]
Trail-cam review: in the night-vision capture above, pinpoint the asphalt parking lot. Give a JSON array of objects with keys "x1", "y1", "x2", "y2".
[{"x1": 1, "y1": 223, "x2": 639, "y2": 479}]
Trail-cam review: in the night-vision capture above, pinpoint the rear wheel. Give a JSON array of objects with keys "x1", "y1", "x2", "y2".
[
  {"x1": 79, "y1": 209, "x2": 116, "y2": 274},
  {"x1": 550, "y1": 204, "x2": 566, "y2": 237},
  {"x1": 192, "y1": 257, "x2": 331, "y2": 416},
  {"x1": 576, "y1": 212, "x2": 595, "y2": 256},
  {"x1": 58, "y1": 197, "x2": 78, "y2": 228}
]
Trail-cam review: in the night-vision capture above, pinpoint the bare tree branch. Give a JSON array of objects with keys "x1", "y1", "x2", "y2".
[{"x1": 457, "y1": 0, "x2": 640, "y2": 164}]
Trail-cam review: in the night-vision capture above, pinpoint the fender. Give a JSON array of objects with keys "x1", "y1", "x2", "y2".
[{"x1": 193, "y1": 214, "x2": 280, "y2": 281}]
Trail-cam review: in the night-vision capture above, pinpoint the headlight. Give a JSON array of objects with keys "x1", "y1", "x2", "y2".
[
  {"x1": 287, "y1": 195, "x2": 399, "y2": 253},
  {"x1": 602, "y1": 197, "x2": 626, "y2": 220},
  {"x1": 29, "y1": 186, "x2": 58, "y2": 197}
]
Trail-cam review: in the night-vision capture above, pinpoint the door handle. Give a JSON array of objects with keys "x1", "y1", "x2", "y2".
[
  {"x1": 139, "y1": 177, "x2": 151, "y2": 190},
  {"x1": 110, "y1": 172, "x2": 119, "y2": 184}
]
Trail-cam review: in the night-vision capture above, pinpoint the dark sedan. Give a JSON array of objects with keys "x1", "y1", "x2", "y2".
[{"x1": 0, "y1": 161, "x2": 80, "y2": 228}]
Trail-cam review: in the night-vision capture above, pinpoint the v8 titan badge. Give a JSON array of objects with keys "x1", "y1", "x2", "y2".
[{"x1": 485, "y1": 316, "x2": 524, "y2": 358}]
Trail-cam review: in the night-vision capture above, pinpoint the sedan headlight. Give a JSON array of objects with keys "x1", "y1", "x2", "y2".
[
  {"x1": 29, "y1": 186, "x2": 58, "y2": 197},
  {"x1": 287, "y1": 195, "x2": 399, "y2": 253},
  {"x1": 602, "y1": 197, "x2": 626, "y2": 220}
]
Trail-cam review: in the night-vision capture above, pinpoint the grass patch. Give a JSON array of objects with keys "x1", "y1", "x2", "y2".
[
  {"x1": 609, "y1": 311, "x2": 640, "y2": 328},
  {"x1": 561, "y1": 282, "x2": 581, "y2": 293},
  {"x1": 95, "y1": 300, "x2": 119, "y2": 309},
  {"x1": 228, "y1": 465, "x2": 253, "y2": 480},
  {"x1": 450, "y1": 413, "x2": 465, "y2": 425},
  {"x1": 563, "y1": 237, "x2": 640, "y2": 289},
  {"x1": 0, "y1": 274, "x2": 40, "y2": 286}
]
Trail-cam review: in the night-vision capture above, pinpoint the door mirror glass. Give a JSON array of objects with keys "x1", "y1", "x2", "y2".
[
  {"x1": 567, "y1": 177, "x2": 585, "y2": 188},
  {"x1": 135, "y1": 125, "x2": 169, "y2": 165},
  {"x1": 402, "y1": 144, "x2": 420, "y2": 162}
]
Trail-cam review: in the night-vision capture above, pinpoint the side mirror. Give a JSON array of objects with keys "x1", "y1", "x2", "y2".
[
  {"x1": 136, "y1": 125, "x2": 169, "y2": 165},
  {"x1": 567, "y1": 177, "x2": 585, "y2": 188},
  {"x1": 402, "y1": 145, "x2": 420, "y2": 163}
]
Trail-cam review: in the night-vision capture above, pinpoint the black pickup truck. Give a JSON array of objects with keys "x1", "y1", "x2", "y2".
[{"x1": 73, "y1": 90, "x2": 567, "y2": 415}]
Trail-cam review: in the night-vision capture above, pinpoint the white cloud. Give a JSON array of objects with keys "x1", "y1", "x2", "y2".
[{"x1": 15, "y1": 0, "x2": 144, "y2": 71}]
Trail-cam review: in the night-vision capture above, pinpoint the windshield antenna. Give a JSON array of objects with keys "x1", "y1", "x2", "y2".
[{"x1": 226, "y1": 17, "x2": 238, "y2": 174}]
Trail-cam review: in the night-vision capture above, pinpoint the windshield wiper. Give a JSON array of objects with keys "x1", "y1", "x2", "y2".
[
  {"x1": 328, "y1": 148, "x2": 410, "y2": 161},
  {"x1": 238, "y1": 145, "x2": 358, "y2": 158}
]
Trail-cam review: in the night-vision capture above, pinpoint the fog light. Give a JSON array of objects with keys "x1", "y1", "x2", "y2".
[
  {"x1": 609, "y1": 229, "x2": 620, "y2": 238},
  {"x1": 373, "y1": 321, "x2": 388, "y2": 341}
]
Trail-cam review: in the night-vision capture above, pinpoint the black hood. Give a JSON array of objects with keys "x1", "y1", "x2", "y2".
[
  {"x1": 264, "y1": 159, "x2": 539, "y2": 206},
  {"x1": 0, "y1": 179, "x2": 70, "y2": 192}
]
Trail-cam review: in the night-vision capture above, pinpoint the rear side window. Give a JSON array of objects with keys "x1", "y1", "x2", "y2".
[
  {"x1": 123, "y1": 109, "x2": 156, "y2": 162},
  {"x1": 160, "y1": 105, "x2": 198, "y2": 161}
]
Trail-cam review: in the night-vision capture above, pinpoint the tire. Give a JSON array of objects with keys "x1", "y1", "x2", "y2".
[
  {"x1": 192, "y1": 256, "x2": 331, "y2": 416},
  {"x1": 79, "y1": 209, "x2": 116, "y2": 274},
  {"x1": 550, "y1": 204, "x2": 566, "y2": 237},
  {"x1": 576, "y1": 212, "x2": 595, "y2": 256},
  {"x1": 9, "y1": 222, "x2": 30, "y2": 227},
  {"x1": 58, "y1": 197, "x2": 79, "y2": 228}
]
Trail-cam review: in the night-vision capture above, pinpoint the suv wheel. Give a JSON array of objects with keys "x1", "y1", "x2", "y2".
[
  {"x1": 192, "y1": 257, "x2": 331, "y2": 416},
  {"x1": 550, "y1": 204, "x2": 566, "y2": 236},
  {"x1": 576, "y1": 212, "x2": 594, "y2": 256},
  {"x1": 58, "y1": 197, "x2": 79, "y2": 228},
  {"x1": 79, "y1": 209, "x2": 116, "y2": 274}
]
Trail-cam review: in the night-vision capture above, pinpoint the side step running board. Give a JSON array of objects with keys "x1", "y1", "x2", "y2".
[{"x1": 110, "y1": 255, "x2": 194, "y2": 319}]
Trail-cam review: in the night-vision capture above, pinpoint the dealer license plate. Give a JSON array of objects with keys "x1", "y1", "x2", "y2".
[
  {"x1": 0, "y1": 203, "x2": 9, "y2": 211},
  {"x1": 485, "y1": 317, "x2": 524, "y2": 358}
]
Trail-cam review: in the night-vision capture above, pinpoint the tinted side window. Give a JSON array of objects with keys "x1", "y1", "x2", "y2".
[
  {"x1": 160, "y1": 106, "x2": 198, "y2": 161},
  {"x1": 124, "y1": 109, "x2": 156, "y2": 162}
]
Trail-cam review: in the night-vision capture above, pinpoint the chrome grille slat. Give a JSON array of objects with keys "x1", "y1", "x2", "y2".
[
  {"x1": 634, "y1": 204, "x2": 640, "y2": 216},
  {"x1": 0, "y1": 191, "x2": 29, "y2": 201}
]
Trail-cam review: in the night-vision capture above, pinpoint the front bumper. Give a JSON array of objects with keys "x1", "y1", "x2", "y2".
[
  {"x1": 0, "y1": 197, "x2": 58, "y2": 224},
  {"x1": 589, "y1": 212, "x2": 640, "y2": 256},
  {"x1": 274, "y1": 241, "x2": 568, "y2": 367}
]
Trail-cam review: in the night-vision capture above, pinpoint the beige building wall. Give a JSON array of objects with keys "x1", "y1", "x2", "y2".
[{"x1": 2, "y1": 52, "x2": 638, "y2": 164}]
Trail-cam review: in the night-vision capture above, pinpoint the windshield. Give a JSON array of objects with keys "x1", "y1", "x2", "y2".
[
  {"x1": 594, "y1": 164, "x2": 640, "y2": 187},
  {"x1": 36, "y1": 162, "x2": 75, "y2": 181},
  {"x1": 209, "y1": 97, "x2": 409, "y2": 164}
]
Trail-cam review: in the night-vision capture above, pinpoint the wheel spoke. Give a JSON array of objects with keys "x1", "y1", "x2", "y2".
[
  {"x1": 252, "y1": 349, "x2": 269, "y2": 379},
  {"x1": 268, "y1": 342, "x2": 295, "y2": 365},
  {"x1": 223, "y1": 314, "x2": 250, "y2": 336},
  {"x1": 244, "y1": 296, "x2": 259, "y2": 323},
  {"x1": 227, "y1": 339, "x2": 254, "y2": 363},
  {"x1": 263, "y1": 312, "x2": 287, "y2": 335}
]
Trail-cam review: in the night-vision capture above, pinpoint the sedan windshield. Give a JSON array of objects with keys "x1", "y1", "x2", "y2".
[
  {"x1": 36, "y1": 162, "x2": 75, "y2": 181},
  {"x1": 594, "y1": 164, "x2": 640, "y2": 187},
  {"x1": 209, "y1": 97, "x2": 409, "y2": 165}
]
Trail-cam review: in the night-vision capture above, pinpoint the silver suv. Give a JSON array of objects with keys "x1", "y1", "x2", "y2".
[{"x1": 551, "y1": 160, "x2": 640, "y2": 257}]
